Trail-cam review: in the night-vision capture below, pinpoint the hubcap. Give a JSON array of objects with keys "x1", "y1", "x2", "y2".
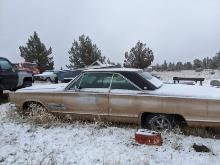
[{"x1": 149, "y1": 116, "x2": 172, "y2": 131}]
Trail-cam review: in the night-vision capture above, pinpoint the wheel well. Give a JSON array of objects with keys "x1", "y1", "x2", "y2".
[
  {"x1": 140, "y1": 112, "x2": 187, "y2": 127},
  {"x1": 22, "y1": 101, "x2": 45, "y2": 110}
]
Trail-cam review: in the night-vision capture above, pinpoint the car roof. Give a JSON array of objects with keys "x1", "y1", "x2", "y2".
[
  {"x1": 0, "y1": 57, "x2": 9, "y2": 61},
  {"x1": 84, "y1": 68, "x2": 142, "y2": 73}
]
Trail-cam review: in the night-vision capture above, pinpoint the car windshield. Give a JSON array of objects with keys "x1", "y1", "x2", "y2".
[{"x1": 138, "y1": 71, "x2": 163, "y2": 89}]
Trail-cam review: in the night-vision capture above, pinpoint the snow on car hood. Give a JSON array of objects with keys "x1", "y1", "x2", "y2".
[
  {"x1": 34, "y1": 72, "x2": 55, "y2": 77},
  {"x1": 16, "y1": 83, "x2": 68, "y2": 93},
  {"x1": 148, "y1": 83, "x2": 220, "y2": 99}
]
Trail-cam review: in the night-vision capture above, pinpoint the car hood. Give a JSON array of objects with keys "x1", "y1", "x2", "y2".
[
  {"x1": 16, "y1": 83, "x2": 68, "y2": 93},
  {"x1": 148, "y1": 83, "x2": 220, "y2": 100}
]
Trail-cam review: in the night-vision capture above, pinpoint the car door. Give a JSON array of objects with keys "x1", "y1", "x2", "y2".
[
  {"x1": 0, "y1": 58, "x2": 18, "y2": 90},
  {"x1": 62, "y1": 72, "x2": 112, "y2": 120},
  {"x1": 108, "y1": 73, "x2": 142, "y2": 123}
]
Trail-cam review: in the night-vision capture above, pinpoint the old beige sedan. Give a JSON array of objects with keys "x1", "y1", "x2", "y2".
[{"x1": 9, "y1": 68, "x2": 220, "y2": 131}]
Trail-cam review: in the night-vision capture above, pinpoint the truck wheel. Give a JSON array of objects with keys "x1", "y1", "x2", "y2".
[
  {"x1": 144, "y1": 114, "x2": 175, "y2": 131},
  {"x1": 22, "y1": 81, "x2": 32, "y2": 88},
  {"x1": 0, "y1": 90, "x2": 3, "y2": 96}
]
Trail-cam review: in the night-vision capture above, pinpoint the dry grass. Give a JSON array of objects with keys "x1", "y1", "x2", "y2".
[
  {"x1": 0, "y1": 93, "x2": 8, "y2": 104},
  {"x1": 169, "y1": 126, "x2": 220, "y2": 139},
  {"x1": 181, "y1": 127, "x2": 220, "y2": 139},
  {"x1": 103, "y1": 160, "x2": 149, "y2": 165},
  {"x1": 5, "y1": 104, "x2": 220, "y2": 139},
  {"x1": 6, "y1": 103, "x2": 60, "y2": 128}
]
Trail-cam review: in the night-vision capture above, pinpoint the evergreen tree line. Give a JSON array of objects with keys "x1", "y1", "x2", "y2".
[
  {"x1": 19, "y1": 31, "x2": 219, "y2": 73},
  {"x1": 153, "y1": 52, "x2": 220, "y2": 71},
  {"x1": 19, "y1": 31, "x2": 154, "y2": 73}
]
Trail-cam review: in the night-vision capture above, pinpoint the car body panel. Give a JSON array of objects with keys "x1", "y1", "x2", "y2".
[{"x1": 61, "y1": 91, "x2": 109, "y2": 115}]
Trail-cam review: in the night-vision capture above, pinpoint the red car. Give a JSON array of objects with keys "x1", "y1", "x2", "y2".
[{"x1": 14, "y1": 62, "x2": 40, "y2": 74}]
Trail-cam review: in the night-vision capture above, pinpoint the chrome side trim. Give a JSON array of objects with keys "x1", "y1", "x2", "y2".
[{"x1": 47, "y1": 103, "x2": 66, "y2": 111}]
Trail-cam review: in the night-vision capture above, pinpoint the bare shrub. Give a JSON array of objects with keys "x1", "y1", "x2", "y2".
[
  {"x1": 25, "y1": 103, "x2": 59, "y2": 126},
  {"x1": 5, "y1": 107, "x2": 21, "y2": 122},
  {"x1": 39, "y1": 152, "x2": 58, "y2": 165}
]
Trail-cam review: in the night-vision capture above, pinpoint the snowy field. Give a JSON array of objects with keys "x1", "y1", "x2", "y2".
[
  {"x1": 1, "y1": 104, "x2": 220, "y2": 165},
  {"x1": 152, "y1": 69, "x2": 220, "y2": 84},
  {"x1": 1, "y1": 70, "x2": 220, "y2": 165}
]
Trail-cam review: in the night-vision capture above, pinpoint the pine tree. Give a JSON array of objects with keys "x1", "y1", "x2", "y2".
[
  {"x1": 67, "y1": 35, "x2": 105, "y2": 68},
  {"x1": 185, "y1": 62, "x2": 193, "y2": 70},
  {"x1": 19, "y1": 31, "x2": 54, "y2": 73},
  {"x1": 168, "y1": 62, "x2": 172, "y2": 71},
  {"x1": 193, "y1": 59, "x2": 203, "y2": 69},
  {"x1": 162, "y1": 60, "x2": 168, "y2": 70},
  {"x1": 202, "y1": 58, "x2": 207, "y2": 69},
  {"x1": 124, "y1": 41, "x2": 154, "y2": 69},
  {"x1": 176, "y1": 62, "x2": 183, "y2": 70},
  {"x1": 215, "y1": 51, "x2": 220, "y2": 69}
]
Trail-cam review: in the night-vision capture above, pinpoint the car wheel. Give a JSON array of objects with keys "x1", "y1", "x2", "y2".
[
  {"x1": 144, "y1": 114, "x2": 175, "y2": 131},
  {"x1": 46, "y1": 77, "x2": 52, "y2": 82},
  {"x1": 23, "y1": 81, "x2": 32, "y2": 88}
]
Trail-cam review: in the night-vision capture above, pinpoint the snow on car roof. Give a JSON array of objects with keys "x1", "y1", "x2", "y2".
[{"x1": 84, "y1": 68, "x2": 142, "y2": 72}]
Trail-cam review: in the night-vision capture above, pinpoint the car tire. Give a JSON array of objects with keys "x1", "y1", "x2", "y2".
[
  {"x1": 22, "y1": 81, "x2": 32, "y2": 88},
  {"x1": 144, "y1": 114, "x2": 175, "y2": 131},
  {"x1": 46, "y1": 77, "x2": 52, "y2": 82}
]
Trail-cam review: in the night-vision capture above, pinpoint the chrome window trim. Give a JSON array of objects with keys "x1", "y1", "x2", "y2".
[
  {"x1": 65, "y1": 73, "x2": 83, "y2": 91},
  {"x1": 111, "y1": 73, "x2": 142, "y2": 91},
  {"x1": 65, "y1": 71, "x2": 142, "y2": 92}
]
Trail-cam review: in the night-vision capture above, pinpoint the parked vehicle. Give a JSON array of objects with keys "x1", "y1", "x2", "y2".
[
  {"x1": 14, "y1": 62, "x2": 40, "y2": 74},
  {"x1": 0, "y1": 57, "x2": 33, "y2": 94},
  {"x1": 9, "y1": 68, "x2": 220, "y2": 131},
  {"x1": 55, "y1": 69, "x2": 83, "y2": 83},
  {"x1": 34, "y1": 70, "x2": 57, "y2": 82}
]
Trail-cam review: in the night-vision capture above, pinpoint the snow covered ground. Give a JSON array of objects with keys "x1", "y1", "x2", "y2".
[
  {"x1": 2, "y1": 70, "x2": 220, "y2": 164},
  {"x1": 1, "y1": 104, "x2": 220, "y2": 165},
  {"x1": 152, "y1": 69, "x2": 220, "y2": 84}
]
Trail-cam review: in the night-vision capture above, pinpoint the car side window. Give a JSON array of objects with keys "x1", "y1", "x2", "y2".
[
  {"x1": 0, "y1": 59, "x2": 12, "y2": 72},
  {"x1": 80, "y1": 73, "x2": 112, "y2": 89},
  {"x1": 111, "y1": 74, "x2": 139, "y2": 90}
]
